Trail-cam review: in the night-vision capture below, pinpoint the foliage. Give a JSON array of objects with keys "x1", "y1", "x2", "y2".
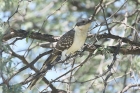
[{"x1": 1, "y1": 0, "x2": 140, "y2": 93}]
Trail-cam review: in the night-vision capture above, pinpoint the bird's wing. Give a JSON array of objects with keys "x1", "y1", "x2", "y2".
[
  {"x1": 42, "y1": 29, "x2": 75, "y2": 67},
  {"x1": 54, "y1": 29, "x2": 75, "y2": 51},
  {"x1": 29, "y1": 30, "x2": 75, "y2": 89}
]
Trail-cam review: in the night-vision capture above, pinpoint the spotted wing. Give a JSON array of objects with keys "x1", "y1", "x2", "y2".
[{"x1": 53, "y1": 29, "x2": 75, "y2": 54}]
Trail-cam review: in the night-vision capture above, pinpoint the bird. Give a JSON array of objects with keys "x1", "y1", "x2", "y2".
[{"x1": 28, "y1": 18, "x2": 92, "y2": 89}]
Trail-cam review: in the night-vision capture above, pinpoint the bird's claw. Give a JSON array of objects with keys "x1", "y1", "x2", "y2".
[{"x1": 47, "y1": 64, "x2": 53, "y2": 70}]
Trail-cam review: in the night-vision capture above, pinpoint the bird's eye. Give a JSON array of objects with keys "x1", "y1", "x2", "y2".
[{"x1": 82, "y1": 20, "x2": 85, "y2": 23}]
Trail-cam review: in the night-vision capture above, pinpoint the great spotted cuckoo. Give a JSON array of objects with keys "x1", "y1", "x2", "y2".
[{"x1": 29, "y1": 18, "x2": 92, "y2": 89}]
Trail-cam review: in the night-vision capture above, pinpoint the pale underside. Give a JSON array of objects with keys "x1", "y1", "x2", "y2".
[{"x1": 61, "y1": 23, "x2": 90, "y2": 60}]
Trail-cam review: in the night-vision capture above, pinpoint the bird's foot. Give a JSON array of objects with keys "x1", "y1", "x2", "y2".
[{"x1": 47, "y1": 64, "x2": 53, "y2": 70}]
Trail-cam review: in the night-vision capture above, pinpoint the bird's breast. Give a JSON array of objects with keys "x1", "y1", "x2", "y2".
[
  {"x1": 66, "y1": 31, "x2": 87, "y2": 55},
  {"x1": 61, "y1": 26, "x2": 89, "y2": 61},
  {"x1": 61, "y1": 35, "x2": 86, "y2": 61}
]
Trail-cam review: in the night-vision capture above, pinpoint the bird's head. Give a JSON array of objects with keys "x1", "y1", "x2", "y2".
[{"x1": 75, "y1": 18, "x2": 92, "y2": 31}]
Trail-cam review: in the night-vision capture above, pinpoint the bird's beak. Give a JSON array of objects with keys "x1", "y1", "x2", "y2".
[{"x1": 87, "y1": 18, "x2": 93, "y2": 24}]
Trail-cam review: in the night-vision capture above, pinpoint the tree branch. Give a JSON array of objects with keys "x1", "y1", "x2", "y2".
[
  {"x1": 3, "y1": 28, "x2": 140, "y2": 47},
  {"x1": 3, "y1": 28, "x2": 59, "y2": 42}
]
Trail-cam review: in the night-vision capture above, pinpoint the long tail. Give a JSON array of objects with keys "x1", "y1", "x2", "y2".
[{"x1": 28, "y1": 54, "x2": 58, "y2": 89}]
